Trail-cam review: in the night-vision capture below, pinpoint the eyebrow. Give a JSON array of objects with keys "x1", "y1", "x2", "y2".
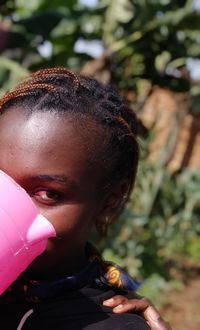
[{"x1": 31, "y1": 174, "x2": 77, "y2": 188}]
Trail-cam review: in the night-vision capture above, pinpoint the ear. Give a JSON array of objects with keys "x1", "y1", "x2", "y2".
[{"x1": 99, "y1": 180, "x2": 129, "y2": 220}]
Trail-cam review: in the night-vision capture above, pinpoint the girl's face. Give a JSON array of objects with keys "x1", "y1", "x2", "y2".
[{"x1": 0, "y1": 107, "x2": 108, "y2": 278}]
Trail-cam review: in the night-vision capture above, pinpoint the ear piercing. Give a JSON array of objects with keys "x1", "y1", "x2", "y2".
[
  {"x1": 123, "y1": 193, "x2": 128, "y2": 200},
  {"x1": 105, "y1": 216, "x2": 109, "y2": 223}
]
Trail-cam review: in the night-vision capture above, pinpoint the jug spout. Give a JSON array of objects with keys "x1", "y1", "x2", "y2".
[{"x1": 26, "y1": 214, "x2": 56, "y2": 245}]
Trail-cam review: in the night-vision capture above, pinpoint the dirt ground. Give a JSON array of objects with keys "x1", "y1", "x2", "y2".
[{"x1": 161, "y1": 278, "x2": 200, "y2": 330}]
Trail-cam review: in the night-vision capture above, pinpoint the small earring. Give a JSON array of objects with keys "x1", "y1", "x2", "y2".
[{"x1": 105, "y1": 216, "x2": 109, "y2": 224}]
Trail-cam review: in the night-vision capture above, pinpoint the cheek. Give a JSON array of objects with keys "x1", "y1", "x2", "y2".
[{"x1": 38, "y1": 204, "x2": 95, "y2": 238}]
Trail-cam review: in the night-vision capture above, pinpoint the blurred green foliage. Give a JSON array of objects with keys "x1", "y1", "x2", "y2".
[
  {"x1": 101, "y1": 138, "x2": 200, "y2": 279},
  {"x1": 1, "y1": 0, "x2": 200, "y2": 93},
  {"x1": 0, "y1": 0, "x2": 200, "y2": 293}
]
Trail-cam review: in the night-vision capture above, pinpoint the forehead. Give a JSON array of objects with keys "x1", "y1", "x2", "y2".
[{"x1": 0, "y1": 107, "x2": 107, "y2": 181}]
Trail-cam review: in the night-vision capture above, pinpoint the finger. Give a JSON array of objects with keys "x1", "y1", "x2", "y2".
[
  {"x1": 103, "y1": 295, "x2": 128, "y2": 307},
  {"x1": 112, "y1": 299, "x2": 150, "y2": 314},
  {"x1": 144, "y1": 306, "x2": 172, "y2": 330}
]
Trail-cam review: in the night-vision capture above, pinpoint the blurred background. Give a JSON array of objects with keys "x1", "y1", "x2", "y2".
[{"x1": 0, "y1": 0, "x2": 200, "y2": 328}]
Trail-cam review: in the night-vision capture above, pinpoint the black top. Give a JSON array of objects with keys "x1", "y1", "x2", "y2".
[{"x1": 0, "y1": 282, "x2": 150, "y2": 330}]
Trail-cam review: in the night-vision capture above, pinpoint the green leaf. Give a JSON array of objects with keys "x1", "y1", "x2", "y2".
[
  {"x1": 0, "y1": 56, "x2": 28, "y2": 91},
  {"x1": 15, "y1": 11, "x2": 65, "y2": 39}
]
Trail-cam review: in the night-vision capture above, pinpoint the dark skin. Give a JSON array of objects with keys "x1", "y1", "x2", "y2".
[
  {"x1": 0, "y1": 106, "x2": 171, "y2": 329},
  {"x1": 0, "y1": 107, "x2": 119, "y2": 279}
]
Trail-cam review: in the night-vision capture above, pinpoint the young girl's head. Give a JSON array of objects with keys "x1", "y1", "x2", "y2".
[{"x1": 0, "y1": 68, "x2": 139, "y2": 278}]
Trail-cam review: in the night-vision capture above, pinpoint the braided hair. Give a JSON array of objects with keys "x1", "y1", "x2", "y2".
[{"x1": 0, "y1": 67, "x2": 139, "y2": 235}]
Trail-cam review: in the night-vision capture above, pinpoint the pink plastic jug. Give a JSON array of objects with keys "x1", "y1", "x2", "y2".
[{"x1": 0, "y1": 170, "x2": 56, "y2": 294}]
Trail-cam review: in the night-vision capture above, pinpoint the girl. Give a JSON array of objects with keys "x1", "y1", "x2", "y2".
[{"x1": 0, "y1": 68, "x2": 171, "y2": 329}]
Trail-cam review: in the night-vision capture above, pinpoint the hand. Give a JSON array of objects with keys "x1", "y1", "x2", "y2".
[{"x1": 103, "y1": 295, "x2": 172, "y2": 330}]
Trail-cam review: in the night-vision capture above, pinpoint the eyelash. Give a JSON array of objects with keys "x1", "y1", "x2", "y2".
[{"x1": 33, "y1": 190, "x2": 62, "y2": 205}]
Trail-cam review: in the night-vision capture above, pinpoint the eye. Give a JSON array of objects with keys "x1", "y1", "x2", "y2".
[{"x1": 33, "y1": 190, "x2": 61, "y2": 205}]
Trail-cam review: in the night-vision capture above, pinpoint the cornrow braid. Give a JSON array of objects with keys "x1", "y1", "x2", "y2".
[
  {"x1": 0, "y1": 67, "x2": 139, "y2": 236},
  {"x1": 30, "y1": 67, "x2": 81, "y2": 90},
  {"x1": 0, "y1": 68, "x2": 81, "y2": 110},
  {"x1": 115, "y1": 116, "x2": 134, "y2": 136},
  {"x1": 0, "y1": 84, "x2": 57, "y2": 110}
]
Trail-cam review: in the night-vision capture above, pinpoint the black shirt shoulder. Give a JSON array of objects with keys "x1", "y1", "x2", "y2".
[
  {"x1": 25, "y1": 283, "x2": 150, "y2": 329},
  {"x1": 0, "y1": 282, "x2": 150, "y2": 330}
]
